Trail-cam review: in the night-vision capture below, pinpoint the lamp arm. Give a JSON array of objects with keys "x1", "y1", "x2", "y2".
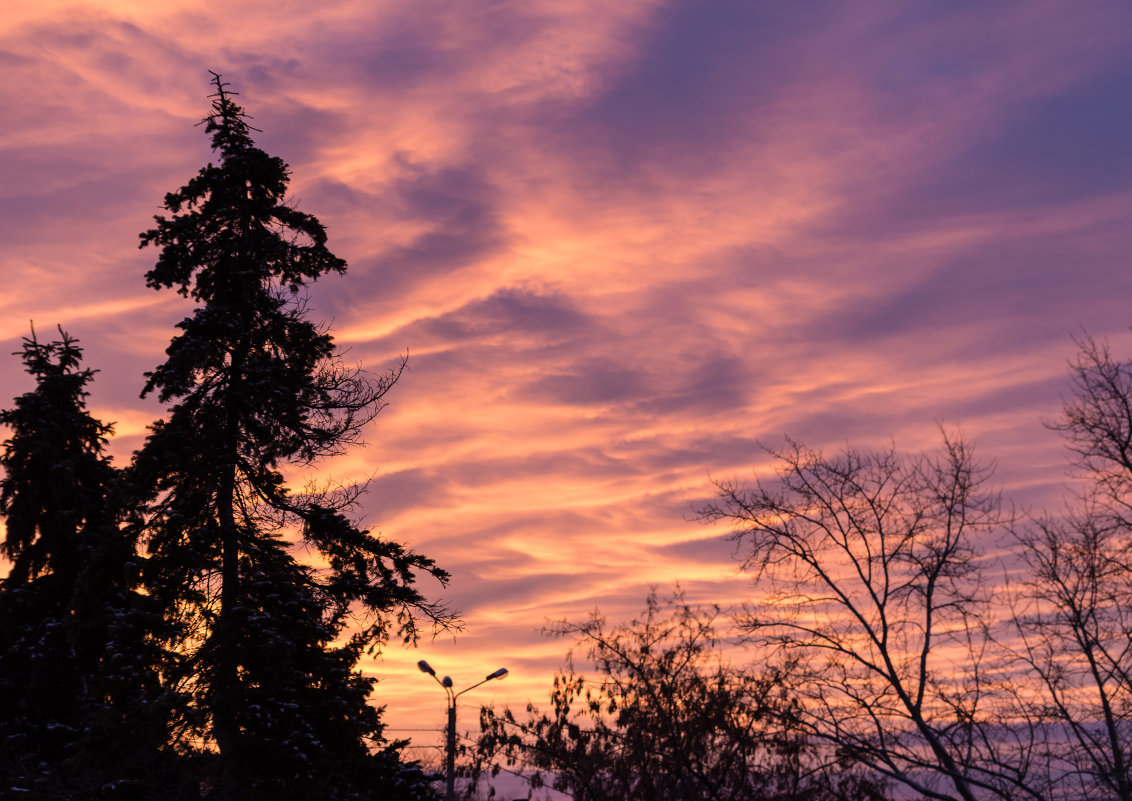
[{"x1": 454, "y1": 676, "x2": 494, "y2": 700}]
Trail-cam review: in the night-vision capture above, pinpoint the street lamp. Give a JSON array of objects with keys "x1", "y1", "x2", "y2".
[{"x1": 418, "y1": 660, "x2": 509, "y2": 801}]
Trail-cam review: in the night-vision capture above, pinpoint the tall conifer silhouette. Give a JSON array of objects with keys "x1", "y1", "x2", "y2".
[{"x1": 130, "y1": 73, "x2": 447, "y2": 800}]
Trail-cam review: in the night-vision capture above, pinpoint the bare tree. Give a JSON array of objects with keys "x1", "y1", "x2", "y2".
[
  {"x1": 1008, "y1": 512, "x2": 1132, "y2": 801},
  {"x1": 1004, "y1": 335, "x2": 1132, "y2": 801},
  {"x1": 697, "y1": 433, "x2": 1042, "y2": 801},
  {"x1": 1052, "y1": 335, "x2": 1132, "y2": 528}
]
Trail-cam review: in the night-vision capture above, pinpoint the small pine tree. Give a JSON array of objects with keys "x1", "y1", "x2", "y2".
[
  {"x1": 0, "y1": 327, "x2": 117, "y2": 793},
  {"x1": 0, "y1": 327, "x2": 114, "y2": 590},
  {"x1": 129, "y1": 73, "x2": 448, "y2": 800}
]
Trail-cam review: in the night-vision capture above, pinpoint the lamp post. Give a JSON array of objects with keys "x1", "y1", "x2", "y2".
[{"x1": 418, "y1": 660, "x2": 509, "y2": 801}]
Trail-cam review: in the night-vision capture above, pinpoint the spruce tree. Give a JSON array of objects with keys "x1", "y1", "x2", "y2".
[
  {"x1": 0, "y1": 328, "x2": 113, "y2": 591},
  {"x1": 0, "y1": 327, "x2": 117, "y2": 793},
  {"x1": 130, "y1": 73, "x2": 447, "y2": 800}
]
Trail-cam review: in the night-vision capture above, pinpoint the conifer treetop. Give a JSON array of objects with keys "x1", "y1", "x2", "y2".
[
  {"x1": 202, "y1": 70, "x2": 260, "y2": 153},
  {"x1": 140, "y1": 71, "x2": 346, "y2": 301}
]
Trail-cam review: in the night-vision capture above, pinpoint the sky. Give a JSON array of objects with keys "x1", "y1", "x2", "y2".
[{"x1": 2, "y1": 0, "x2": 1132, "y2": 782}]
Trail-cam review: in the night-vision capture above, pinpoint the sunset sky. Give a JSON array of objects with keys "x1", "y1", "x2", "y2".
[{"x1": 3, "y1": 0, "x2": 1131, "y2": 772}]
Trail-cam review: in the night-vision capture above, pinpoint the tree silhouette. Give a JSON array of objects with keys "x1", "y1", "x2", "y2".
[
  {"x1": 0, "y1": 327, "x2": 119, "y2": 792},
  {"x1": 1005, "y1": 335, "x2": 1132, "y2": 801},
  {"x1": 1, "y1": 327, "x2": 114, "y2": 590},
  {"x1": 468, "y1": 590, "x2": 888, "y2": 801},
  {"x1": 698, "y1": 434, "x2": 1031, "y2": 801},
  {"x1": 128, "y1": 73, "x2": 448, "y2": 800}
]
